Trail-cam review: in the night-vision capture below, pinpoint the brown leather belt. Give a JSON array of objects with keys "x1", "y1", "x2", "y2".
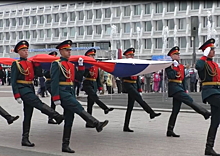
[{"x1": 202, "y1": 82, "x2": 220, "y2": 86}]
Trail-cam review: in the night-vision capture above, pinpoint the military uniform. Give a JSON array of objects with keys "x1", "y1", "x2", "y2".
[
  {"x1": 122, "y1": 48, "x2": 161, "y2": 132},
  {"x1": 44, "y1": 51, "x2": 58, "y2": 124},
  {"x1": 50, "y1": 40, "x2": 108, "y2": 153},
  {"x1": 11, "y1": 40, "x2": 64, "y2": 147},
  {"x1": 165, "y1": 46, "x2": 211, "y2": 138},
  {"x1": 83, "y1": 48, "x2": 114, "y2": 125},
  {"x1": 195, "y1": 38, "x2": 220, "y2": 155}
]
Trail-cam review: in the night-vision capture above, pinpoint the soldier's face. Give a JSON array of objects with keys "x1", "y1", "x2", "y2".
[
  {"x1": 171, "y1": 53, "x2": 180, "y2": 61},
  {"x1": 60, "y1": 49, "x2": 71, "y2": 59},
  {"x1": 88, "y1": 54, "x2": 95, "y2": 58},
  {"x1": 208, "y1": 48, "x2": 215, "y2": 58},
  {"x1": 125, "y1": 54, "x2": 134, "y2": 58},
  {"x1": 18, "y1": 48, "x2": 28, "y2": 59}
]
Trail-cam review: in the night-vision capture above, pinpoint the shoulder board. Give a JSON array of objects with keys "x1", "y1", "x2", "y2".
[{"x1": 54, "y1": 59, "x2": 61, "y2": 62}]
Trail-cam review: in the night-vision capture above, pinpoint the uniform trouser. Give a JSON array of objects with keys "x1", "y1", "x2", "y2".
[
  {"x1": 74, "y1": 81, "x2": 81, "y2": 96},
  {"x1": 168, "y1": 91, "x2": 208, "y2": 129},
  {"x1": 47, "y1": 86, "x2": 56, "y2": 111},
  {"x1": 83, "y1": 85, "x2": 108, "y2": 115},
  {"x1": 205, "y1": 95, "x2": 220, "y2": 148},
  {"x1": 124, "y1": 84, "x2": 154, "y2": 128}
]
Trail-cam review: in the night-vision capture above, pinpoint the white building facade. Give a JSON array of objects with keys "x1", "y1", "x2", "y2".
[{"x1": 0, "y1": 1, "x2": 220, "y2": 65}]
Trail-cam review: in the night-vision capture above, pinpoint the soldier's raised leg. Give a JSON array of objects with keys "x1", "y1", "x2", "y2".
[{"x1": 0, "y1": 106, "x2": 19, "y2": 125}]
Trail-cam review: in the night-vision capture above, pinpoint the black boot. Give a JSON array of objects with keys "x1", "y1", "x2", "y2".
[
  {"x1": 21, "y1": 123, "x2": 35, "y2": 147},
  {"x1": 104, "y1": 108, "x2": 114, "y2": 114},
  {"x1": 85, "y1": 123, "x2": 95, "y2": 128},
  {"x1": 205, "y1": 129, "x2": 220, "y2": 156},
  {"x1": 0, "y1": 106, "x2": 19, "y2": 125},
  {"x1": 123, "y1": 110, "x2": 134, "y2": 132},
  {"x1": 41, "y1": 104, "x2": 64, "y2": 124},
  {"x1": 166, "y1": 125, "x2": 180, "y2": 137},
  {"x1": 62, "y1": 127, "x2": 75, "y2": 153},
  {"x1": 191, "y1": 102, "x2": 211, "y2": 120},
  {"x1": 140, "y1": 101, "x2": 161, "y2": 119},
  {"x1": 48, "y1": 117, "x2": 57, "y2": 124},
  {"x1": 79, "y1": 110, "x2": 108, "y2": 132}
]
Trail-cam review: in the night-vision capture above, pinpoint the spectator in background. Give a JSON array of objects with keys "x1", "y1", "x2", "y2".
[
  {"x1": 115, "y1": 77, "x2": 122, "y2": 94},
  {"x1": 190, "y1": 68, "x2": 197, "y2": 92},
  {"x1": 153, "y1": 71, "x2": 160, "y2": 92},
  {"x1": 7, "y1": 68, "x2": 11, "y2": 86},
  {"x1": 144, "y1": 73, "x2": 152, "y2": 93},
  {"x1": 184, "y1": 64, "x2": 191, "y2": 93},
  {"x1": 39, "y1": 76, "x2": 46, "y2": 97}
]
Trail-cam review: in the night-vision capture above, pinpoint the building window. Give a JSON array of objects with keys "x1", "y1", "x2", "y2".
[
  {"x1": 204, "y1": 1, "x2": 213, "y2": 8},
  {"x1": 46, "y1": 14, "x2": 51, "y2": 23},
  {"x1": 87, "y1": 10, "x2": 93, "y2": 19},
  {"x1": 32, "y1": 16, "x2": 37, "y2": 24},
  {"x1": 5, "y1": 32, "x2": 10, "y2": 40},
  {"x1": 124, "y1": 40, "x2": 131, "y2": 48},
  {"x1": 0, "y1": 33, "x2": 2, "y2": 40},
  {"x1": 105, "y1": 24, "x2": 111, "y2": 35},
  {"x1": 178, "y1": 18, "x2": 186, "y2": 29},
  {"x1": 155, "y1": 20, "x2": 163, "y2": 31},
  {"x1": 78, "y1": 27, "x2": 84, "y2": 35},
  {"x1": 61, "y1": 13, "x2": 67, "y2": 22},
  {"x1": 178, "y1": 37, "x2": 186, "y2": 48},
  {"x1": 87, "y1": 26, "x2": 93, "y2": 35},
  {"x1": 133, "y1": 22, "x2": 141, "y2": 32},
  {"x1": 105, "y1": 8, "x2": 111, "y2": 18},
  {"x1": 32, "y1": 30, "x2": 37, "y2": 38},
  {"x1": 0, "y1": 20, "x2": 3, "y2": 27},
  {"x1": 25, "y1": 31, "x2": 30, "y2": 39},
  {"x1": 39, "y1": 30, "x2": 44, "y2": 38},
  {"x1": 124, "y1": 23, "x2": 131, "y2": 33},
  {"x1": 54, "y1": 28, "x2": 59, "y2": 37},
  {"x1": 95, "y1": 9, "x2": 102, "y2": 19},
  {"x1": 96, "y1": 25, "x2": 102, "y2": 34},
  {"x1": 167, "y1": 1, "x2": 175, "y2": 12},
  {"x1": 166, "y1": 19, "x2": 174, "y2": 30},
  {"x1": 79, "y1": 11, "x2": 84, "y2": 20},
  {"x1": 11, "y1": 18, "x2": 16, "y2": 26},
  {"x1": 155, "y1": 38, "x2": 163, "y2": 49},
  {"x1": 202, "y1": 16, "x2": 208, "y2": 28},
  {"x1": 179, "y1": 2, "x2": 187, "y2": 11},
  {"x1": 134, "y1": 4, "x2": 141, "y2": 15},
  {"x1": 61, "y1": 28, "x2": 67, "y2": 37},
  {"x1": 155, "y1": 2, "x2": 163, "y2": 13},
  {"x1": 144, "y1": 21, "x2": 152, "y2": 31},
  {"x1": 54, "y1": 14, "x2": 59, "y2": 22},
  {"x1": 191, "y1": 1, "x2": 199, "y2": 10},
  {"x1": 70, "y1": 12, "x2": 76, "y2": 21},
  {"x1": 115, "y1": 7, "x2": 121, "y2": 17},
  {"x1": 5, "y1": 19, "x2": 10, "y2": 27},
  {"x1": 168, "y1": 37, "x2": 174, "y2": 48},
  {"x1": 18, "y1": 18, "x2": 23, "y2": 26},
  {"x1": 145, "y1": 3, "x2": 151, "y2": 14},
  {"x1": 70, "y1": 27, "x2": 75, "y2": 36},
  {"x1": 11, "y1": 32, "x2": 16, "y2": 39},
  {"x1": 39, "y1": 15, "x2": 44, "y2": 24},
  {"x1": 124, "y1": 6, "x2": 131, "y2": 16},
  {"x1": 46, "y1": 29, "x2": 51, "y2": 37},
  {"x1": 145, "y1": 39, "x2": 152, "y2": 49},
  {"x1": 217, "y1": 16, "x2": 220, "y2": 27},
  {"x1": 96, "y1": 42, "x2": 110, "y2": 50},
  {"x1": 25, "y1": 17, "x2": 30, "y2": 25}
]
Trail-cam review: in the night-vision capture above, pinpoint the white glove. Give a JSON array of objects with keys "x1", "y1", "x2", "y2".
[
  {"x1": 204, "y1": 47, "x2": 211, "y2": 57},
  {"x1": 54, "y1": 100, "x2": 61, "y2": 106},
  {"x1": 139, "y1": 92, "x2": 142, "y2": 96},
  {"x1": 78, "y1": 57, "x2": 84, "y2": 66},
  {"x1": 99, "y1": 90, "x2": 103, "y2": 94},
  {"x1": 16, "y1": 98, "x2": 22, "y2": 104},
  {"x1": 173, "y1": 60, "x2": 179, "y2": 67}
]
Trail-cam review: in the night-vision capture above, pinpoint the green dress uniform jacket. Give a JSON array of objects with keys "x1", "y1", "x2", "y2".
[
  {"x1": 165, "y1": 64, "x2": 186, "y2": 97},
  {"x1": 195, "y1": 56, "x2": 220, "y2": 103}
]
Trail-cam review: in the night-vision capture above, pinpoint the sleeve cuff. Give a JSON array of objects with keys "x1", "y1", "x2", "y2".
[
  {"x1": 33, "y1": 62, "x2": 41, "y2": 67},
  {"x1": 138, "y1": 89, "x2": 142, "y2": 92},
  {"x1": 14, "y1": 93, "x2": 21, "y2": 99},
  {"x1": 52, "y1": 95, "x2": 60, "y2": 101},
  {"x1": 200, "y1": 56, "x2": 207, "y2": 61},
  {"x1": 78, "y1": 66, "x2": 85, "y2": 70},
  {"x1": 98, "y1": 87, "x2": 103, "y2": 91}
]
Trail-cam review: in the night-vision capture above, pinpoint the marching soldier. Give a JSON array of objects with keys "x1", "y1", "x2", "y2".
[
  {"x1": 122, "y1": 48, "x2": 161, "y2": 132},
  {"x1": 83, "y1": 48, "x2": 114, "y2": 128},
  {"x1": 165, "y1": 46, "x2": 211, "y2": 138},
  {"x1": 11, "y1": 40, "x2": 64, "y2": 147},
  {"x1": 50, "y1": 40, "x2": 108, "y2": 153},
  {"x1": 44, "y1": 51, "x2": 59, "y2": 124},
  {"x1": 195, "y1": 38, "x2": 220, "y2": 156}
]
